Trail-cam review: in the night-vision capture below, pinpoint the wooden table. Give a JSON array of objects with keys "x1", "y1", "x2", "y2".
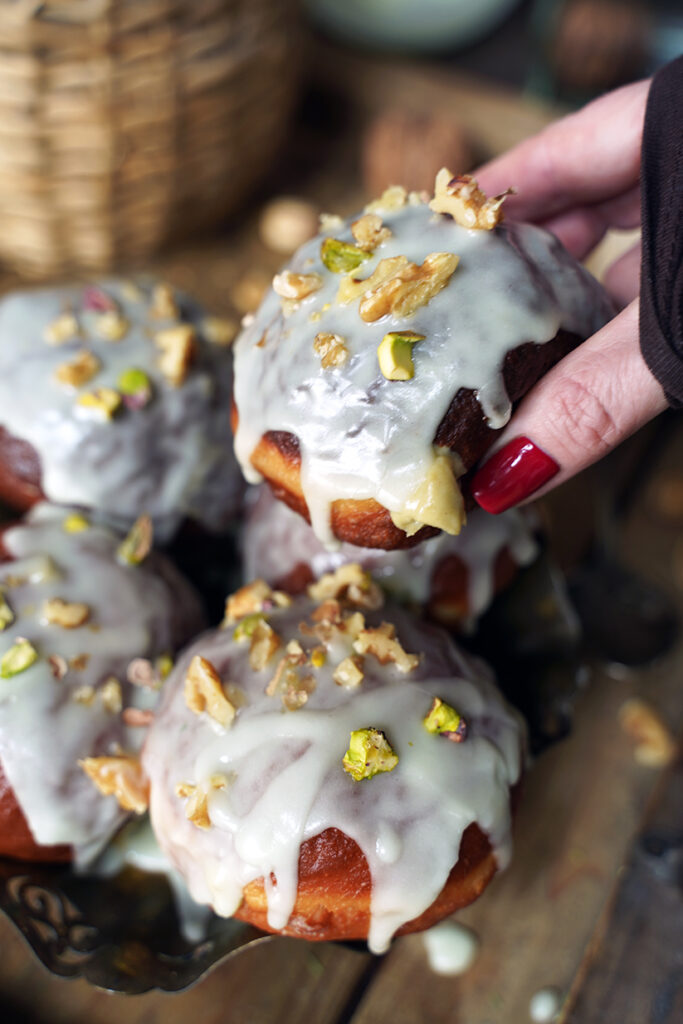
[{"x1": 1, "y1": 47, "x2": 680, "y2": 1024}]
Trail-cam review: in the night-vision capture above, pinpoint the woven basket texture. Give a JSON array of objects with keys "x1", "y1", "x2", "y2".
[{"x1": 0, "y1": 0, "x2": 299, "y2": 277}]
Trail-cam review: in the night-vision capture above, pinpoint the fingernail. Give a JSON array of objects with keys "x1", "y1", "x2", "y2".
[{"x1": 471, "y1": 436, "x2": 559, "y2": 514}]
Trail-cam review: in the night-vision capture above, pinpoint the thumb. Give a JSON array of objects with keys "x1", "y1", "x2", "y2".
[{"x1": 470, "y1": 300, "x2": 667, "y2": 513}]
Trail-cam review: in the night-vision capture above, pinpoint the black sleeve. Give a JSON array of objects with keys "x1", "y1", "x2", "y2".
[{"x1": 639, "y1": 55, "x2": 683, "y2": 408}]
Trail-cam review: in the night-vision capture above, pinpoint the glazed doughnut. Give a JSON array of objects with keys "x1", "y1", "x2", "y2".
[
  {"x1": 0, "y1": 503, "x2": 204, "y2": 863},
  {"x1": 243, "y1": 485, "x2": 539, "y2": 629},
  {"x1": 0, "y1": 279, "x2": 242, "y2": 541},
  {"x1": 143, "y1": 570, "x2": 524, "y2": 951},
  {"x1": 232, "y1": 174, "x2": 614, "y2": 549}
]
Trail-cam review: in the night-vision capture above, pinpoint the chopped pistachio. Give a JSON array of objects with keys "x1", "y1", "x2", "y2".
[
  {"x1": 100, "y1": 676, "x2": 123, "y2": 713},
  {"x1": 94, "y1": 311, "x2": 129, "y2": 341},
  {"x1": 54, "y1": 349, "x2": 101, "y2": 389},
  {"x1": 76, "y1": 387, "x2": 122, "y2": 420},
  {"x1": 42, "y1": 597, "x2": 90, "y2": 629},
  {"x1": 154, "y1": 324, "x2": 196, "y2": 386},
  {"x1": 342, "y1": 728, "x2": 399, "y2": 781},
  {"x1": 1, "y1": 638, "x2": 38, "y2": 678},
  {"x1": 117, "y1": 515, "x2": 153, "y2": 566},
  {"x1": 62, "y1": 513, "x2": 90, "y2": 534},
  {"x1": 310, "y1": 645, "x2": 327, "y2": 668},
  {"x1": 0, "y1": 590, "x2": 14, "y2": 631},
  {"x1": 185, "y1": 655, "x2": 236, "y2": 727},
  {"x1": 377, "y1": 330, "x2": 425, "y2": 382},
  {"x1": 333, "y1": 655, "x2": 365, "y2": 689},
  {"x1": 155, "y1": 653, "x2": 174, "y2": 680},
  {"x1": 79, "y1": 754, "x2": 149, "y2": 813},
  {"x1": 423, "y1": 697, "x2": 467, "y2": 742},
  {"x1": 233, "y1": 612, "x2": 267, "y2": 643},
  {"x1": 118, "y1": 367, "x2": 152, "y2": 409},
  {"x1": 313, "y1": 332, "x2": 349, "y2": 369},
  {"x1": 321, "y1": 237, "x2": 371, "y2": 274},
  {"x1": 44, "y1": 311, "x2": 79, "y2": 345}
]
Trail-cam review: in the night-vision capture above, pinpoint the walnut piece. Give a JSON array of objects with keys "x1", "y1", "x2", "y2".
[
  {"x1": 272, "y1": 270, "x2": 323, "y2": 301},
  {"x1": 94, "y1": 311, "x2": 129, "y2": 341},
  {"x1": 223, "y1": 580, "x2": 291, "y2": 625},
  {"x1": 353, "y1": 625, "x2": 419, "y2": 673},
  {"x1": 358, "y1": 252, "x2": 459, "y2": 322},
  {"x1": 80, "y1": 754, "x2": 149, "y2": 813},
  {"x1": 54, "y1": 349, "x2": 101, "y2": 389},
  {"x1": 364, "y1": 185, "x2": 408, "y2": 214},
  {"x1": 429, "y1": 168, "x2": 513, "y2": 230},
  {"x1": 150, "y1": 282, "x2": 179, "y2": 320},
  {"x1": 313, "y1": 332, "x2": 349, "y2": 369},
  {"x1": 72, "y1": 684, "x2": 96, "y2": 706},
  {"x1": 100, "y1": 676, "x2": 123, "y2": 713},
  {"x1": 351, "y1": 213, "x2": 392, "y2": 251},
  {"x1": 333, "y1": 655, "x2": 365, "y2": 689},
  {"x1": 44, "y1": 311, "x2": 80, "y2": 345},
  {"x1": 175, "y1": 774, "x2": 228, "y2": 830},
  {"x1": 308, "y1": 564, "x2": 383, "y2": 610},
  {"x1": 154, "y1": 325, "x2": 197, "y2": 386},
  {"x1": 619, "y1": 698, "x2": 678, "y2": 767},
  {"x1": 42, "y1": 597, "x2": 90, "y2": 629},
  {"x1": 184, "y1": 655, "x2": 236, "y2": 727},
  {"x1": 249, "y1": 620, "x2": 282, "y2": 671}
]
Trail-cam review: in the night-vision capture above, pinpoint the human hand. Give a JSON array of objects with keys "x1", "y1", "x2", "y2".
[{"x1": 469, "y1": 79, "x2": 668, "y2": 514}]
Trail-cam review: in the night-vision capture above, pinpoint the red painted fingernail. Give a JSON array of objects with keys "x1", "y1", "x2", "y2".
[{"x1": 471, "y1": 436, "x2": 559, "y2": 514}]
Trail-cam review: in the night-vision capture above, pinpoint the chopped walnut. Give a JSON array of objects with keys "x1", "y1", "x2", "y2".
[
  {"x1": 154, "y1": 325, "x2": 197, "y2": 386},
  {"x1": 150, "y1": 282, "x2": 179, "y2": 320},
  {"x1": 122, "y1": 707, "x2": 154, "y2": 727},
  {"x1": 54, "y1": 349, "x2": 101, "y2": 389},
  {"x1": 364, "y1": 185, "x2": 408, "y2": 214},
  {"x1": 80, "y1": 754, "x2": 149, "y2": 813},
  {"x1": 429, "y1": 168, "x2": 513, "y2": 230},
  {"x1": 351, "y1": 213, "x2": 392, "y2": 251},
  {"x1": 333, "y1": 655, "x2": 365, "y2": 689},
  {"x1": 94, "y1": 311, "x2": 129, "y2": 341},
  {"x1": 117, "y1": 515, "x2": 153, "y2": 566},
  {"x1": 249, "y1": 620, "x2": 282, "y2": 671},
  {"x1": 42, "y1": 597, "x2": 90, "y2": 629},
  {"x1": 69, "y1": 653, "x2": 90, "y2": 671},
  {"x1": 357, "y1": 252, "x2": 459, "y2": 322},
  {"x1": 272, "y1": 271, "x2": 323, "y2": 303},
  {"x1": 619, "y1": 698, "x2": 678, "y2": 768},
  {"x1": 44, "y1": 311, "x2": 80, "y2": 345},
  {"x1": 100, "y1": 676, "x2": 123, "y2": 713},
  {"x1": 175, "y1": 774, "x2": 228, "y2": 830},
  {"x1": 223, "y1": 580, "x2": 291, "y2": 626},
  {"x1": 353, "y1": 626, "x2": 419, "y2": 673},
  {"x1": 308, "y1": 564, "x2": 383, "y2": 610},
  {"x1": 313, "y1": 332, "x2": 349, "y2": 369},
  {"x1": 48, "y1": 654, "x2": 68, "y2": 680},
  {"x1": 266, "y1": 639, "x2": 308, "y2": 696},
  {"x1": 319, "y1": 212, "x2": 345, "y2": 233},
  {"x1": 72, "y1": 685, "x2": 95, "y2": 706},
  {"x1": 282, "y1": 673, "x2": 316, "y2": 711},
  {"x1": 184, "y1": 655, "x2": 236, "y2": 727},
  {"x1": 337, "y1": 255, "x2": 408, "y2": 306}
]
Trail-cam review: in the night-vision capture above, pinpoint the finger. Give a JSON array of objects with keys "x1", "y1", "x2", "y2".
[
  {"x1": 603, "y1": 243, "x2": 641, "y2": 307},
  {"x1": 470, "y1": 301, "x2": 667, "y2": 512},
  {"x1": 476, "y1": 80, "x2": 649, "y2": 223},
  {"x1": 539, "y1": 184, "x2": 642, "y2": 260}
]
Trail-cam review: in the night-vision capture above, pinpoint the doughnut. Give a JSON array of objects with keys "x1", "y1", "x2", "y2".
[
  {"x1": 0, "y1": 503, "x2": 204, "y2": 863},
  {"x1": 243, "y1": 484, "x2": 539, "y2": 629},
  {"x1": 142, "y1": 570, "x2": 524, "y2": 951},
  {"x1": 0, "y1": 279, "x2": 243, "y2": 541},
  {"x1": 232, "y1": 173, "x2": 614, "y2": 549}
]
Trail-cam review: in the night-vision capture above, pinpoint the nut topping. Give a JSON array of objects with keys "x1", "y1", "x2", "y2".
[
  {"x1": 223, "y1": 580, "x2": 291, "y2": 626},
  {"x1": 175, "y1": 774, "x2": 228, "y2": 830},
  {"x1": 249, "y1": 620, "x2": 282, "y2": 671},
  {"x1": 308, "y1": 564, "x2": 383, "y2": 610},
  {"x1": 118, "y1": 367, "x2": 152, "y2": 409},
  {"x1": 350, "y1": 213, "x2": 392, "y2": 251},
  {"x1": 80, "y1": 754, "x2": 149, "y2": 813},
  {"x1": 100, "y1": 676, "x2": 123, "y2": 713},
  {"x1": 0, "y1": 638, "x2": 38, "y2": 678},
  {"x1": 154, "y1": 324, "x2": 197, "y2": 386},
  {"x1": 364, "y1": 185, "x2": 408, "y2": 214},
  {"x1": 42, "y1": 597, "x2": 90, "y2": 629},
  {"x1": 321, "y1": 238, "x2": 371, "y2": 274},
  {"x1": 48, "y1": 654, "x2": 68, "y2": 680},
  {"x1": 313, "y1": 332, "x2": 349, "y2": 369},
  {"x1": 62, "y1": 513, "x2": 90, "y2": 534},
  {"x1": 117, "y1": 515, "x2": 153, "y2": 566},
  {"x1": 0, "y1": 590, "x2": 14, "y2": 631},
  {"x1": 353, "y1": 625, "x2": 419, "y2": 673},
  {"x1": 358, "y1": 252, "x2": 459, "y2": 322},
  {"x1": 429, "y1": 168, "x2": 513, "y2": 230},
  {"x1": 44, "y1": 311, "x2": 79, "y2": 345},
  {"x1": 619, "y1": 698, "x2": 677, "y2": 767},
  {"x1": 272, "y1": 270, "x2": 323, "y2": 301},
  {"x1": 333, "y1": 655, "x2": 365, "y2": 689},
  {"x1": 423, "y1": 697, "x2": 467, "y2": 741},
  {"x1": 76, "y1": 387, "x2": 122, "y2": 420},
  {"x1": 343, "y1": 728, "x2": 399, "y2": 781},
  {"x1": 93, "y1": 311, "x2": 129, "y2": 341},
  {"x1": 54, "y1": 349, "x2": 101, "y2": 389},
  {"x1": 149, "y1": 282, "x2": 179, "y2": 320},
  {"x1": 377, "y1": 330, "x2": 425, "y2": 381},
  {"x1": 185, "y1": 655, "x2": 236, "y2": 727}
]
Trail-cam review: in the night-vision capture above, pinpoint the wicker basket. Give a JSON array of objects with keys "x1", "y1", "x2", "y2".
[{"x1": 0, "y1": 0, "x2": 299, "y2": 277}]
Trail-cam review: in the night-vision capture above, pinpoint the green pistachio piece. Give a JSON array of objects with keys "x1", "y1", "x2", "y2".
[
  {"x1": 155, "y1": 653, "x2": 174, "y2": 680},
  {"x1": 0, "y1": 590, "x2": 14, "y2": 631},
  {"x1": 321, "y1": 237, "x2": 371, "y2": 274},
  {"x1": 118, "y1": 367, "x2": 152, "y2": 409},
  {"x1": 1, "y1": 638, "x2": 38, "y2": 678},
  {"x1": 117, "y1": 515, "x2": 153, "y2": 566},
  {"x1": 377, "y1": 331, "x2": 425, "y2": 382},
  {"x1": 62, "y1": 513, "x2": 90, "y2": 534},
  {"x1": 342, "y1": 727, "x2": 398, "y2": 781},
  {"x1": 233, "y1": 612, "x2": 267, "y2": 643},
  {"x1": 423, "y1": 697, "x2": 467, "y2": 742}
]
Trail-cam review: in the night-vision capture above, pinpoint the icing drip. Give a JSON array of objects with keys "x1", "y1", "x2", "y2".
[
  {"x1": 143, "y1": 592, "x2": 523, "y2": 953},
  {"x1": 233, "y1": 200, "x2": 613, "y2": 544},
  {"x1": 0, "y1": 503, "x2": 203, "y2": 864},
  {"x1": 422, "y1": 919, "x2": 479, "y2": 975},
  {"x1": 243, "y1": 485, "x2": 538, "y2": 625},
  {"x1": 0, "y1": 280, "x2": 242, "y2": 541}
]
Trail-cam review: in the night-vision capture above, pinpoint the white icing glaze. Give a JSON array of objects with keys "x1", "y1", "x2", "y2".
[
  {"x1": 143, "y1": 592, "x2": 524, "y2": 953},
  {"x1": 529, "y1": 986, "x2": 562, "y2": 1022},
  {"x1": 243, "y1": 485, "x2": 538, "y2": 626},
  {"x1": 422, "y1": 918, "x2": 479, "y2": 975},
  {"x1": 0, "y1": 280, "x2": 242, "y2": 541},
  {"x1": 233, "y1": 200, "x2": 613, "y2": 544},
  {"x1": 0, "y1": 503, "x2": 204, "y2": 864}
]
